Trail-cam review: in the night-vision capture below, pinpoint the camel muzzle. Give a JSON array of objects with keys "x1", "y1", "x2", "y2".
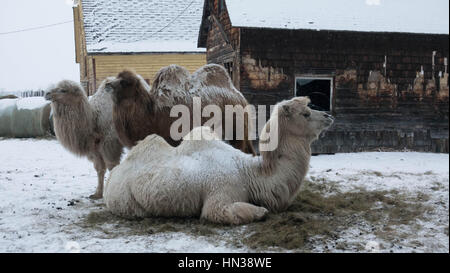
[{"x1": 322, "y1": 113, "x2": 335, "y2": 127}]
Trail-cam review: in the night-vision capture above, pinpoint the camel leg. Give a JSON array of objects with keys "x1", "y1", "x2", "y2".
[
  {"x1": 201, "y1": 199, "x2": 268, "y2": 225},
  {"x1": 90, "y1": 157, "x2": 106, "y2": 199},
  {"x1": 105, "y1": 160, "x2": 119, "y2": 172}
]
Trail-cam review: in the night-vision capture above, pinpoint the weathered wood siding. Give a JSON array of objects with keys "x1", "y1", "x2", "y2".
[
  {"x1": 237, "y1": 28, "x2": 449, "y2": 153},
  {"x1": 205, "y1": 0, "x2": 240, "y2": 87},
  {"x1": 77, "y1": 53, "x2": 205, "y2": 95},
  {"x1": 73, "y1": 2, "x2": 96, "y2": 94},
  {"x1": 87, "y1": 54, "x2": 206, "y2": 94}
]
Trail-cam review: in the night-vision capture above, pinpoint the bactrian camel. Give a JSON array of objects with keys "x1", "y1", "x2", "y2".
[
  {"x1": 45, "y1": 79, "x2": 123, "y2": 199},
  {"x1": 104, "y1": 97, "x2": 334, "y2": 224},
  {"x1": 106, "y1": 64, "x2": 255, "y2": 155}
]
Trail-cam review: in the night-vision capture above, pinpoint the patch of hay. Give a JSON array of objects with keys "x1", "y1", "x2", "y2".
[
  {"x1": 242, "y1": 181, "x2": 431, "y2": 250},
  {"x1": 76, "y1": 179, "x2": 432, "y2": 251}
]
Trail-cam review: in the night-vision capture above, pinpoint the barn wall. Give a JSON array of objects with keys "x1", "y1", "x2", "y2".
[
  {"x1": 205, "y1": 0, "x2": 241, "y2": 87},
  {"x1": 73, "y1": 3, "x2": 90, "y2": 94},
  {"x1": 85, "y1": 53, "x2": 206, "y2": 94},
  {"x1": 237, "y1": 28, "x2": 449, "y2": 153}
]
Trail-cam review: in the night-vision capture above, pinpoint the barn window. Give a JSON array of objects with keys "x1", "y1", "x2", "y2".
[{"x1": 295, "y1": 77, "x2": 333, "y2": 112}]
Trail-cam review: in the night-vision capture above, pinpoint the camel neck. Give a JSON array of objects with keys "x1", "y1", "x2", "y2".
[
  {"x1": 247, "y1": 135, "x2": 311, "y2": 212},
  {"x1": 114, "y1": 93, "x2": 155, "y2": 148},
  {"x1": 53, "y1": 98, "x2": 93, "y2": 125},
  {"x1": 51, "y1": 98, "x2": 96, "y2": 156}
]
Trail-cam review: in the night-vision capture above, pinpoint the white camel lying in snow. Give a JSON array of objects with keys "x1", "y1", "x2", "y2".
[{"x1": 104, "y1": 97, "x2": 334, "y2": 224}]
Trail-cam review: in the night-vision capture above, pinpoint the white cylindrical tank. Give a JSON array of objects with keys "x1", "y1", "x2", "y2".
[{"x1": 0, "y1": 97, "x2": 52, "y2": 138}]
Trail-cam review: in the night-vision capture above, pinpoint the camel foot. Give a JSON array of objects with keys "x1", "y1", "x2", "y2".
[
  {"x1": 254, "y1": 207, "x2": 269, "y2": 220},
  {"x1": 226, "y1": 202, "x2": 269, "y2": 225},
  {"x1": 89, "y1": 193, "x2": 103, "y2": 200}
]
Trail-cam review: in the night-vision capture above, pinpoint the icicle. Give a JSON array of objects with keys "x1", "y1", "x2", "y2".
[
  {"x1": 445, "y1": 57, "x2": 448, "y2": 74},
  {"x1": 432, "y1": 51, "x2": 436, "y2": 79}
]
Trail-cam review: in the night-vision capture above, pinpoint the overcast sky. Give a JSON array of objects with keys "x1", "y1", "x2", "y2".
[
  {"x1": 0, "y1": 0, "x2": 79, "y2": 92},
  {"x1": 0, "y1": 0, "x2": 448, "y2": 92}
]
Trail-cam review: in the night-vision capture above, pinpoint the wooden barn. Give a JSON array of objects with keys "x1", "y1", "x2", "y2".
[
  {"x1": 198, "y1": 0, "x2": 450, "y2": 153},
  {"x1": 73, "y1": 0, "x2": 206, "y2": 95}
]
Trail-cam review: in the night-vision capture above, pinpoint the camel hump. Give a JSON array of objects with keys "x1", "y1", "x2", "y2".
[
  {"x1": 182, "y1": 126, "x2": 221, "y2": 141},
  {"x1": 178, "y1": 126, "x2": 227, "y2": 155},
  {"x1": 192, "y1": 64, "x2": 232, "y2": 89},
  {"x1": 126, "y1": 134, "x2": 173, "y2": 161},
  {"x1": 151, "y1": 64, "x2": 191, "y2": 95},
  {"x1": 97, "y1": 77, "x2": 116, "y2": 93},
  {"x1": 136, "y1": 74, "x2": 151, "y2": 92}
]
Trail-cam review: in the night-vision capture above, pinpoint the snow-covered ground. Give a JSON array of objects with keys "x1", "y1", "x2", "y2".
[{"x1": 0, "y1": 138, "x2": 448, "y2": 253}]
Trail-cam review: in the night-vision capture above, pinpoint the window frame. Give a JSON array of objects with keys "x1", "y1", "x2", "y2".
[{"x1": 294, "y1": 75, "x2": 334, "y2": 113}]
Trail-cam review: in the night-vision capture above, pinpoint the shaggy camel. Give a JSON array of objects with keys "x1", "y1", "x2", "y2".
[
  {"x1": 104, "y1": 97, "x2": 334, "y2": 224},
  {"x1": 106, "y1": 64, "x2": 255, "y2": 155},
  {"x1": 45, "y1": 79, "x2": 123, "y2": 199}
]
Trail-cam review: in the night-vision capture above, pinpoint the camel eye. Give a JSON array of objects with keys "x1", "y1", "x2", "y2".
[
  {"x1": 303, "y1": 113, "x2": 310, "y2": 118},
  {"x1": 60, "y1": 89, "x2": 67, "y2": 93}
]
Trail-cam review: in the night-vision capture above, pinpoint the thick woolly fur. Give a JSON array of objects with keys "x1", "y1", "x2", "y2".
[
  {"x1": 104, "y1": 97, "x2": 334, "y2": 224},
  {"x1": 107, "y1": 64, "x2": 255, "y2": 155},
  {"x1": 45, "y1": 79, "x2": 123, "y2": 199}
]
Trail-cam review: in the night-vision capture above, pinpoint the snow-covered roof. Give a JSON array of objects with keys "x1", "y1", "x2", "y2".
[
  {"x1": 225, "y1": 0, "x2": 449, "y2": 35},
  {"x1": 81, "y1": 0, "x2": 206, "y2": 54}
]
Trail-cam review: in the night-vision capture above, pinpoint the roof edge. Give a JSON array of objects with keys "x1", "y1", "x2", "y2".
[
  {"x1": 235, "y1": 25, "x2": 450, "y2": 36},
  {"x1": 197, "y1": 0, "x2": 211, "y2": 48},
  {"x1": 87, "y1": 51, "x2": 207, "y2": 56}
]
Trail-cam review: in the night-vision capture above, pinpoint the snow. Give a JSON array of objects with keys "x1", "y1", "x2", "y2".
[
  {"x1": 311, "y1": 152, "x2": 449, "y2": 175},
  {"x1": 1, "y1": 97, "x2": 50, "y2": 112},
  {"x1": 0, "y1": 138, "x2": 448, "y2": 252},
  {"x1": 0, "y1": 98, "x2": 17, "y2": 110},
  {"x1": 0, "y1": 138, "x2": 239, "y2": 252},
  {"x1": 226, "y1": 0, "x2": 449, "y2": 34},
  {"x1": 0, "y1": 97, "x2": 50, "y2": 117},
  {"x1": 81, "y1": 0, "x2": 205, "y2": 53},
  {"x1": 308, "y1": 152, "x2": 449, "y2": 192},
  {"x1": 15, "y1": 97, "x2": 49, "y2": 110},
  {"x1": 307, "y1": 152, "x2": 449, "y2": 253}
]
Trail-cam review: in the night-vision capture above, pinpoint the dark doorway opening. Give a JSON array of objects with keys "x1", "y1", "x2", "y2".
[{"x1": 295, "y1": 77, "x2": 332, "y2": 111}]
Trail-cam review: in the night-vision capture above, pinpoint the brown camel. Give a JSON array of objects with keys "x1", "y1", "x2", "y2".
[{"x1": 106, "y1": 64, "x2": 256, "y2": 155}]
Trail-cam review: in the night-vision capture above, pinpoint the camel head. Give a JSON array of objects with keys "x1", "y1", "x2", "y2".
[
  {"x1": 97, "y1": 77, "x2": 116, "y2": 93},
  {"x1": 277, "y1": 97, "x2": 334, "y2": 142},
  {"x1": 45, "y1": 80, "x2": 86, "y2": 104},
  {"x1": 105, "y1": 70, "x2": 148, "y2": 104}
]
